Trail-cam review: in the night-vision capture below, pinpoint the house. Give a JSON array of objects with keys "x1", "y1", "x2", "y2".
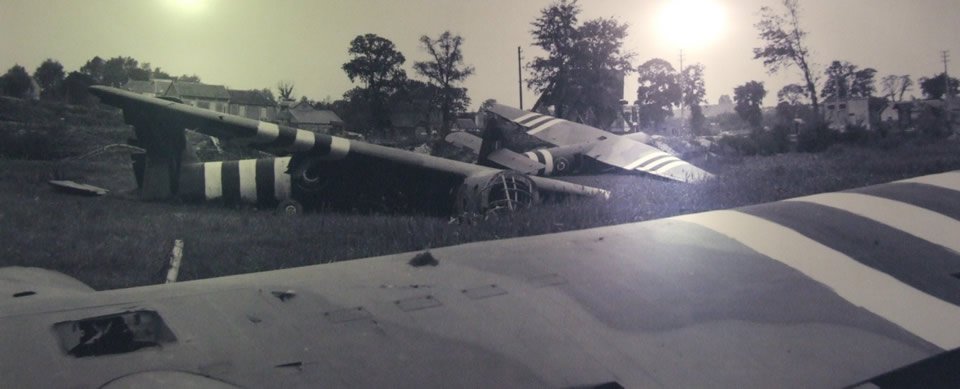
[
  {"x1": 122, "y1": 79, "x2": 172, "y2": 97},
  {"x1": 823, "y1": 97, "x2": 870, "y2": 131},
  {"x1": 278, "y1": 101, "x2": 342, "y2": 133},
  {"x1": 452, "y1": 116, "x2": 480, "y2": 133},
  {"x1": 162, "y1": 81, "x2": 231, "y2": 113},
  {"x1": 227, "y1": 89, "x2": 277, "y2": 121}
]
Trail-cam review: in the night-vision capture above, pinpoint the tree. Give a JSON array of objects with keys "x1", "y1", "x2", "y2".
[
  {"x1": 177, "y1": 74, "x2": 202, "y2": 83},
  {"x1": 734, "y1": 81, "x2": 766, "y2": 129},
  {"x1": 919, "y1": 73, "x2": 959, "y2": 100},
  {"x1": 777, "y1": 84, "x2": 806, "y2": 105},
  {"x1": 566, "y1": 17, "x2": 634, "y2": 127},
  {"x1": 80, "y1": 56, "x2": 105, "y2": 83},
  {"x1": 528, "y1": 0, "x2": 579, "y2": 118},
  {"x1": 718, "y1": 94, "x2": 733, "y2": 105},
  {"x1": 342, "y1": 33, "x2": 407, "y2": 131},
  {"x1": 151, "y1": 67, "x2": 173, "y2": 80},
  {"x1": 821, "y1": 60, "x2": 876, "y2": 100},
  {"x1": 33, "y1": 59, "x2": 64, "y2": 99},
  {"x1": 1, "y1": 65, "x2": 32, "y2": 98},
  {"x1": 753, "y1": 0, "x2": 820, "y2": 114},
  {"x1": 101, "y1": 56, "x2": 140, "y2": 87},
  {"x1": 62, "y1": 71, "x2": 96, "y2": 105},
  {"x1": 527, "y1": 0, "x2": 633, "y2": 126},
  {"x1": 414, "y1": 30, "x2": 475, "y2": 138},
  {"x1": 277, "y1": 80, "x2": 295, "y2": 100},
  {"x1": 681, "y1": 63, "x2": 707, "y2": 134},
  {"x1": 635, "y1": 58, "x2": 680, "y2": 130},
  {"x1": 880, "y1": 74, "x2": 912, "y2": 102}
]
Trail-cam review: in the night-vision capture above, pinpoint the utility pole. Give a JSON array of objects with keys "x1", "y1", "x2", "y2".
[
  {"x1": 518, "y1": 46, "x2": 524, "y2": 110},
  {"x1": 678, "y1": 49, "x2": 684, "y2": 130},
  {"x1": 942, "y1": 50, "x2": 952, "y2": 131}
]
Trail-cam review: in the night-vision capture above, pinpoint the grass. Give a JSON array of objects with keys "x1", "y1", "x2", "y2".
[
  {"x1": 3, "y1": 97, "x2": 960, "y2": 290},
  {"x1": 2, "y1": 139, "x2": 960, "y2": 290}
]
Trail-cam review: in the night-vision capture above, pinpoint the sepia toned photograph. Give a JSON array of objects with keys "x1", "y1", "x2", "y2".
[{"x1": 1, "y1": 0, "x2": 959, "y2": 387}]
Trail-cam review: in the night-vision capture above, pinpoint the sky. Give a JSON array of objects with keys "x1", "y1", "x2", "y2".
[{"x1": 2, "y1": 0, "x2": 959, "y2": 109}]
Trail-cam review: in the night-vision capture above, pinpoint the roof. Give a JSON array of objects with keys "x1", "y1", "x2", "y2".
[
  {"x1": 122, "y1": 79, "x2": 171, "y2": 95},
  {"x1": 228, "y1": 89, "x2": 275, "y2": 107},
  {"x1": 164, "y1": 81, "x2": 230, "y2": 100},
  {"x1": 287, "y1": 105, "x2": 342, "y2": 125},
  {"x1": 454, "y1": 118, "x2": 479, "y2": 130}
]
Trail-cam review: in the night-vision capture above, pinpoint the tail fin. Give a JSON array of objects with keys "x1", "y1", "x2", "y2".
[{"x1": 115, "y1": 101, "x2": 197, "y2": 200}]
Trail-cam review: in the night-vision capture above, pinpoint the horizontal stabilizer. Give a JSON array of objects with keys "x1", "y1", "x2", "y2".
[{"x1": 446, "y1": 132, "x2": 545, "y2": 174}]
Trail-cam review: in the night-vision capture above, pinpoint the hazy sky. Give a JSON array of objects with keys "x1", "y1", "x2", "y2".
[{"x1": 2, "y1": 0, "x2": 959, "y2": 109}]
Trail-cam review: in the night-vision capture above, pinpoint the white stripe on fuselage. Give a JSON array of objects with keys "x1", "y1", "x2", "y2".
[
  {"x1": 788, "y1": 192, "x2": 960, "y2": 254},
  {"x1": 238, "y1": 159, "x2": 258, "y2": 203},
  {"x1": 527, "y1": 118, "x2": 565, "y2": 135},
  {"x1": 274, "y1": 157, "x2": 292, "y2": 201},
  {"x1": 203, "y1": 162, "x2": 223, "y2": 200},
  {"x1": 677, "y1": 210, "x2": 960, "y2": 350}
]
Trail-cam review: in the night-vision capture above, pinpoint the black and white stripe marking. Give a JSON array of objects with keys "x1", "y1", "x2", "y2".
[{"x1": 181, "y1": 157, "x2": 292, "y2": 204}]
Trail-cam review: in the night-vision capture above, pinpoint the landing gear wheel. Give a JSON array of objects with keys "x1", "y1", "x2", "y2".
[{"x1": 276, "y1": 200, "x2": 304, "y2": 216}]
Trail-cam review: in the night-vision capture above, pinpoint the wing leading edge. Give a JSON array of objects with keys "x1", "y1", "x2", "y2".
[{"x1": 488, "y1": 103, "x2": 713, "y2": 182}]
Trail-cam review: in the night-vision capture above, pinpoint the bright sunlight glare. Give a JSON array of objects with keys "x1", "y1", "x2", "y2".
[
  {"x1": 656, "y1": 0, "x2": 727, "y2": 49},
  {"x1": 167, "y1": 0, "x2": 207, "y2": 13}
]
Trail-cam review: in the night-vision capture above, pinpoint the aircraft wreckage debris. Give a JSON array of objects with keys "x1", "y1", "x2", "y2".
[{"x1": 48, "y1": 180, "x2": 108, "y2": 196}]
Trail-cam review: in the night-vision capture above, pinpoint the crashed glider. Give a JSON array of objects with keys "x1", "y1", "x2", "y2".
[
  {"x1": 2, "y1": 171, "x2": 960, "y2": 387},
  {"x1": 447, "y1": 103, "x2": 712, "y2": 182},
  {"x1": 89, "y1": 86, "x2": 608, "y2": 215}
]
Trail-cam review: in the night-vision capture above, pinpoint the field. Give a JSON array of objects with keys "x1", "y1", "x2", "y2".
[{"x1": 3, "y1": 98, "x2": 960, "y2": 290}]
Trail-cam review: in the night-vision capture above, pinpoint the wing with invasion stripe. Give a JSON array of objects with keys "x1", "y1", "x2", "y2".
[
  {"x1": 445, "y1": 131, "x2": 545, "y2": 174},
  {"x1": 89, "y1": 86, "x2": 609, "y2": 200},
  {"x1": 488, "y1": 103, "x2": 712, "y2": 182},
  {"x1": 3, "y1": 171, "x2": 960, "y2": 387}
]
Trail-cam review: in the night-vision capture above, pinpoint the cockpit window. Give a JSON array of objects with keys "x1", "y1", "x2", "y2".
[{"x1": 53, "y1": 310, "x2": 176, "y2": 358}]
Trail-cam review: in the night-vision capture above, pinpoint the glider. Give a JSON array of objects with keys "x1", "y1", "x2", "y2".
[
  {"x1": 447, "y1": 103, "x2": 712, "y2": 183},
  {"x1": 88, "y1": 86, "x2": 609, "y2": 215},
  {"x1": 2, "y1": 171, "x2": 959, "y2": 387}
]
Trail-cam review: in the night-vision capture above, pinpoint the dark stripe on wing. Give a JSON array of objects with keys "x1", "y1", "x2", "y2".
[{"x1": 742, "y1": 201, "x2": 960, "y2": 306}]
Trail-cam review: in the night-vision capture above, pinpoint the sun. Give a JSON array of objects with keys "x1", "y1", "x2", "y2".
[
  {"x1": 656, "y1": 0, "x2": 727, "y2": 49},
  {"x1": 168, "y1": 0, "x2": 207, "y2": 13}
]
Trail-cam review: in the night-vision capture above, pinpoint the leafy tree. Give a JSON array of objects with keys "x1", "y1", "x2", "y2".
[
  {"x1": 919, "y1": 73, "x2": 959, "y2": 100},
  {"x1": 527, "y1": 0, "x2": 633, "y2": 126},
  {"x1": 128, "y1": 62, "x2": 151, "y2": 81},
  {"x1": 753, "y1": 0, "x2": 820, "y2": 114},
  {"x1": 342, "y1": 33, "x2": 407, "y2": 131},
  {"x1": 635, "y1": 58, "x2": 680, "y2": 130},
  {"x1": 821, "y1": 60, "x2": 876, "y2": 100},
  {"x1": 101, "y1": 56, "x2": 140, "y2": 87},
  {"x1": 777, "y1": 84, "x2": 806, "y2": 105},
  {"x1": 734, "y1": 81, "x2": 766, "y2": 129},
  {"x1": 528, "y1": 0, "x2": 579, "y2": 118},
  {"x1": 178, "y1": 74, "x2": 202, "y2": 83},
  {"x1": 681, "y1": 63, "x2": 707, "y2": 134},
  {"x1": 151, "y1": 67, "x2": 173, "y2": 80},
  {"x1": 80, "y1": 56, "x2": 105, "y2": 83},
  {"x1": 1, "y1": 65, "x2": 32, "y2": 98},
  {"x1": 62, "y1": 71, "x2": 96, "y2": 105},
  {"x1": 277, "y1": 80, "x2": 295, "y2": 100},
  {"x1": 33, "y1": 59, "x2": 65, "y2": 99},
  {"x1": 718, "y1": 94, "x2": 733, "y2": 105},
  {"x1": 414, "y1": 30, "x2": 475, "y2": 138},
  {"x1": 880, "y1": 74, "x2": 912, "y2": 102}
]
